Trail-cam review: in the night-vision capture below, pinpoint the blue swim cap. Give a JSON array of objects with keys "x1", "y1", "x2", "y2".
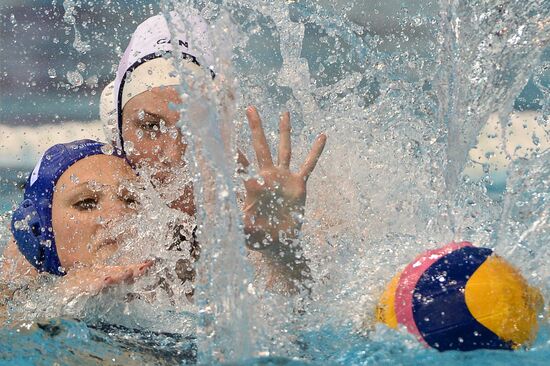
[{"x1": 11, "y1": 140, "x2": 125, "y2": 276}]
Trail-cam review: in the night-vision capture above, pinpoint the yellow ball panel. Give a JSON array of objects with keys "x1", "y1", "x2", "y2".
[
  {"x1": 465, "y1": 255, "x2": 544, "y2": 347},
  {"x1": 376, "y1": 272, "x2": 401, "y2": 328}
]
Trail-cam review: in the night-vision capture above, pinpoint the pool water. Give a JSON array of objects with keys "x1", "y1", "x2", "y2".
[{"x1": 1, "y1": 319, "x2": 549, "y2": 365}]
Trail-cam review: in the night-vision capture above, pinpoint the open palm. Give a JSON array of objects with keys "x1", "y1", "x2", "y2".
[{"x1": 242, "y1": 106, "x2": 326, "y2": 258}]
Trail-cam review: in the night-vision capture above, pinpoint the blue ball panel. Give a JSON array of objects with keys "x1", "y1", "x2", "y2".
[{"x1": 412, "y1": 246, "x2": 513, "y2": 351}]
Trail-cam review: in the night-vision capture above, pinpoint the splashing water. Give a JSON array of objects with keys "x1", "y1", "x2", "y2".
[
  {"x1": 160, "y1": 2, "x2": 256, "y2": 362},
  {"x1": 161, "y1": 0, "x2": 549, "y2": 361},
  {"x1": 1, "y1": 0, "x2": 549, "y2": 364}
]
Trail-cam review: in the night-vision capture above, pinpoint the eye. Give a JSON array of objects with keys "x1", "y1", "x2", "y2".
[
  {"x1": 141, "y1": 120, "x2": 160, "y2": 132},
  {"x1": 139, "y1": 114, "x2": 165, "y2": 133},
  {"x1": 117, "y1": 185, "x2": 140, "y2": 209},
  {"x1": 122, "y1": 193, "x2": 140, "y2": 209},
  {"x1": 140, "y1": 115, "x2": 168, "y2": 136},
  {"x1": 73, "y1": 197, "x2": 99, "y2": 211}
]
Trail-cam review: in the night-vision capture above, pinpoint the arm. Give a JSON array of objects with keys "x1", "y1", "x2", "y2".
[
  {"x1": 0, "y1": 283, "x2": 14, "y2": 324},
  {"x1": 2, "y1": 237, "x2": 153, "y2": 305},
  {"x1": 0, "y1": 238, "x2": 38, "y2": 282},
  {"x1": 241, "y1": 106, "x2": 326, "y2": 294},
  {"x1": 1, "y1": 238, "x2": 36, "y2": 323},
  {"x1": 54, "y1": 261, "x2": 154, "y2": 301}
]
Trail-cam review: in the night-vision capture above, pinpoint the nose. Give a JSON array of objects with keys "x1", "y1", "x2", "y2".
[
  {"x1": 100, "y1": 193, "x2": 134, "y2": 224},
  {"x1": 158, "y1": 130, "x2": 186, "y2": 166}
]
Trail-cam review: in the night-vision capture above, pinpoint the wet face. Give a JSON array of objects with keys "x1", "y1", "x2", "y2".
[
  {"x1": 121, "y1": 86, "x2": 195, "y2": 215},
  {"x1": 51, "y1": 154, "x2": 139, "y2": 269}
]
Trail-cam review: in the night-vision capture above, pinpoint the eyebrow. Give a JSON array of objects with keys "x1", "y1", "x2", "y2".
[
  {"x1": 133, "y1": 109, "x2": 165, "y2": 122},
  {"x1": 61, "y1": 181, "x2": 106, "y2": 193}
]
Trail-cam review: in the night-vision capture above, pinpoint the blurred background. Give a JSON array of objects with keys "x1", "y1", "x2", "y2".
[{"x1": 0, "y1": 0, "x2": 548, "y2": 212}]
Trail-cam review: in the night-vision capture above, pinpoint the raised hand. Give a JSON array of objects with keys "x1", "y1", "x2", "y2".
[{"x1": 241, "y1": 106, "x2": 326, "y2": 290}]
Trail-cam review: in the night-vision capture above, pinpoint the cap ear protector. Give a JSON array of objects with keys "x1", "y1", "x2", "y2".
[{"x1": 11, "y1": 198, "x2": 64, "y2": 276}]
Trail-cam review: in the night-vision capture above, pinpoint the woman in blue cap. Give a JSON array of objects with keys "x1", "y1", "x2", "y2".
[{"x1": 2, "y1": 140, "x2": 154, "y2": 307}]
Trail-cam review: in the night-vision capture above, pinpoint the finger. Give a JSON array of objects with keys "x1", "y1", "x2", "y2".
[
  {"x1": 237, "y1": 148, "x2": 250, "y2": 168},
  {"x1": 243, "y1": 178, "x2": 263, "y2": 195},
  {"x1": 105, "y1": 262, "x2": 153, "y2": 284},
  {"x1": 237, "y1": 149, "x2": 250, "y2": 175},
  {"x1": 246, "y1": 106, "x2": 273, "y2": 169},
  {"x1": 299, "y1": 133, "x2": 327, "y2": 180},
  {"x1": 277, "y1": 112, "x2": 291, "y2": 168},
  {"x1": 127, "y1": 261, "x2": 153, "y2": 279},
  {"x1": 123, "y1": 268, "x2": 135, "y2": 281},
  {"x1": 136, "y1": 261, "x2": 154, "y2": 275},
  {"x1": 107, "y1": 268, "x2": 133, "y2": 283}
]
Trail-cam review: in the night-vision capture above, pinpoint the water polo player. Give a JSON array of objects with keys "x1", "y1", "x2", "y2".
[
  {"x1": 2, "y1": 140, "x2": 154, "y2": 304},
  {"x1": 104, "y1": 12, "x2": 327, "y2": 291}
]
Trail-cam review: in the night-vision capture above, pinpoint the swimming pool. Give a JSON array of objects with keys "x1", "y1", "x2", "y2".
[
  {"x1": 1, "y1": 318, "x2": 549, "y2": 365},
  {"x1": 1, "y1": 0, "x2": 548, "y2": 364}
]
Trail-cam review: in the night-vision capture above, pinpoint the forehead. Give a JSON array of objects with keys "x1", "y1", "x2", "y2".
[
  {"x1": 123, "y1": 86, "x2": 181, "y2": 116},
  {"x1": 56, "y1": 154, "x2": 135, "y2": 188}
]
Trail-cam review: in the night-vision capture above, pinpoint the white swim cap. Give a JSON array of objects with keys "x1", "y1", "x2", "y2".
[
  {"x1": 113, "y1": 11, "x2": 215, "y2": 149},
  {"x1": 100, "y1": 80, "x2": 118, "y2": 144}
]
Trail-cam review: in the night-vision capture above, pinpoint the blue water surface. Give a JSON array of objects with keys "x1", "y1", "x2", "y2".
[{"x1": 1, "y1": 319, "x2": 548, "y2": 365}]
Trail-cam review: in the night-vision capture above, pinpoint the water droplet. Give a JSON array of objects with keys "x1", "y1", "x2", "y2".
[
  {"x1": 100, "y1": 144, "x2": 114, "y2": 155},
  {"x1": 532, "y1": 133, "x2": 540, "y2": 146},
  {"x1": 77, "y1": 62, "x2": 86, "y2": 72},
  {"x1": 247, "y1": 283, "x2": 256, "y2": 295},
  {"x1": 137, "y1": 110, "x2": 145, "y2": 120},
  {"x1": 48, "y1": 68, "x2": 57, "y2": 78},
  {"x1": 124, "y1": 141, "x2": 135, "y2": 153},
  {"x1": 70, "y1": 174, "x2": 79, "y2": 184},
  {"x1": 66, "y1": 70, "x2": 83, "y2": 87},
  {"x1": 85, "y1": 75, "x2": 98, "y2": 87},
  {"x1": 73, "y1": 28, "x2": 91, "y2": 53},
  {"x1": 159, "y1": 119, "x2": 167, "y2": 133}
]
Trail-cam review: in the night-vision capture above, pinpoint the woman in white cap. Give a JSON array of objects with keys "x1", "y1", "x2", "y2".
[{"x1": 104, "y1": 11, "x2": 327, "y2": 294}]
